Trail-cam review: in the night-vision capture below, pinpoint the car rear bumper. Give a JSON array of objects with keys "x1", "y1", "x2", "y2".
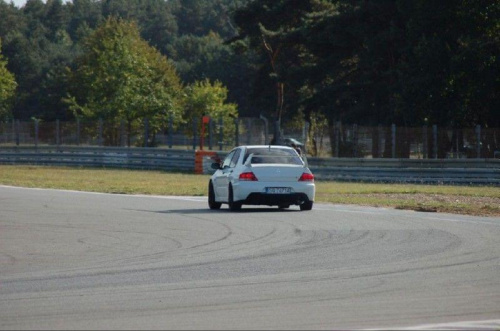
[
  {"x1": 242, "y1": 192, "x2": 311, "y2": 206},
  {"x1": 232, "y1": 181, "x2": 315, "y2": 206}
]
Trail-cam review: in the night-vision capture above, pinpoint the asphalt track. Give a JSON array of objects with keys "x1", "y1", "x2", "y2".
[{"x1": 1, "y1": 185, "x2": 499, "y2": 330}]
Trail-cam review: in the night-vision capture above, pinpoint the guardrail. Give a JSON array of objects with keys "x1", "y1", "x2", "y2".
[
  {"x1": 0, "y1": 147, "x2": 499, "y2": 185},
  {"x1": 309, "y1": 165, "x2": 500, "y2": 185},
  {"x1": 0, "y1": 146, "x2": 194, "y2": 172},
  {"x1": 307, "y1": 157, "x2": 500, "y2": 169},
  {"x1": 196, "y1": 152, "x2": 500, "y2": 185},
  {"x1": 307, "y1": 157, "x2": 500, "y2": 185}
]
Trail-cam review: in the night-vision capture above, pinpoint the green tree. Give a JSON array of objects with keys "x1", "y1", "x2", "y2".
[
  {"x1": 170, "y1": 0, "x2": 246, "y2": 39},
  {"x1": 66, "y1": 17, "x2": 184, "y2": 146},
  {"x1": 0, "y1": 0, "x2": 76, "y2": 120},
  {"x1": 45, "y1": 0, "x2": 70, "y2": 40},
  {"x1": 166, "y1": 31, "x2": 258, "y2": 118},
  {"x1": 233, "y1": 0, "x2": 330, "y2": 141},
  {"x1": 184, "y1": 79, "x2": 238, "y2": 146},
  {"x1": 66, "y1": 0, "x2": 103, "y2": 43},
  {"x1": 0, "y1": 1, "x2": 26, "y2": 41},
  {"x1": 0, "y1": 38, "x2": 17, "y2": 119},
  {"x1": 101, "y1": 0, "x2": 178, "y2": 54}
]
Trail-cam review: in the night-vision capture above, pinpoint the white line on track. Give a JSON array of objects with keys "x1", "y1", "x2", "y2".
[
  {"x1": 373, "y1": 319, "x2": 500, "y2": 330},
  {"x1": 0, "y1": 185, "x2": 206, "y2": 202}
]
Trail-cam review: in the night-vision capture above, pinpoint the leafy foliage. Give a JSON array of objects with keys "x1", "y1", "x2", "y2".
[
  {"x1": 65, "y1": 17, "x2": 184, "y2": 145},
  {"x1": 233, "y1": 0, "x2": 330, "y2": 123},
  {"x1": 0, "y1": 0, "x2": 496, "y2": 136},
  {"x1": 184, "y1": 79, "x2": 238, "y2": 143},
  {"x1": 0, "y1": 38, "x2": 17, "y2": 119}
]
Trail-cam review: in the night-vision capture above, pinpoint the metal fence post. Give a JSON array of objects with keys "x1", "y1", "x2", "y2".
[
  {"x1": 234, "y1": 118, "x2": 239, "y2": 147},
  {"x1": 476, "y1": 124, "x2": 481, "y2": 158},
  {"x1": 98, "y1": 118, "x2": 103, "y2": 146},
  {"x1": 353, "y1": 124, "x2": 358, "y2": 157},
  {"x1": 302, "y1": 122, "x2": 307, "y2": 147},
  {"x1": 219, "y1": 116, "x2": 223, "y2": 151},
  {"x1": 56, "y1": 119, "x2": 60, "y2": 147},
  {"x1": 378, "y1": 124, "x2": 384, "y2": 158},
  {"x1": 302, "y1": 122, "x2": 307, "y2": 154},
  {"x1": 15, "y1": 120, "x2": 20, "y2": 146},
  {"x1": 423, "y1": 125, "x2": 428, "y2": 159},
  {"x1": 304, "y1": 121, "x2": 310, "y2": 155},
  {"x1": 120, "y1": 119, "x2": 125, "y2": 147},
  {"x1": 391, "y1": 123, "x2": 396, "y2": 158},
  {"x1": 246, "y1": 118, "x2": 251, "y2": 145},
  {"x1": 168, "y1": 114, "x2": 173, "y2": 149},
  {"x1": 335, "y1": 121, "x2": 340, "y2": 158},
  {"x1": 144, "y1": 118, "x2": 149, "y2": 147},
  {"x1": 77, "y1": 118, "x2": 81, "y2": 146},
  {"x1": 34, "y1": 119, "x2": 39, "y2": 148},
  {"x1": 432, "y1": 124, "x2": 438, "y2": 159},
  {"x1": 209, "y1": 117, "x2": 213, "y2": 150},
  {"x1": 193, "y1": 118, "x2": 198, "y2": 150},
  {"x1": 11, "y1": 119, "x2": 15, "y2": 144}
]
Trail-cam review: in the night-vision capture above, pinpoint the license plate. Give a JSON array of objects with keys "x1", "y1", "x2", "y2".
[{"x1": 266, "y1": 187, "x2": 291, "y2": 194}]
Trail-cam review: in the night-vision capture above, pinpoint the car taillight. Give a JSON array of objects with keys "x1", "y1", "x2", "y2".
[
  {"x1": 239, "y1": 172, "x2": 258, "y2": 181},
  {"x1": 299, "y1": 173, "x2": 314, "y2": 182}
]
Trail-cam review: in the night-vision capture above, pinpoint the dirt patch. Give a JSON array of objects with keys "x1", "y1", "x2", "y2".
[
  {"x1": 338, "y1": 193, "x2": 500, "y2": 217},
  {"x1": 371, "y1": 193, "x2": 499, "y2": 205}
]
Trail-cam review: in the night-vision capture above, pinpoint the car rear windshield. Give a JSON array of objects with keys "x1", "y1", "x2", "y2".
[{"x1": 243, "y1": 148, "x2": 303, "y2": 165}]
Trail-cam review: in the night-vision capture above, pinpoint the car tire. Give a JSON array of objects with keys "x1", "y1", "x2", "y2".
[
  {"x1": 278, "y1": 204, "x2": 290, "y2": 210},
  {"x1": 300, "y1": 201, "x2": 313, "y2": 211},
  {"x1": 228, "y1": 184, "x2": 242, "y2": 211},
  {"x1": 208, "y1": 181, "x2": 222, "y2": 210}
]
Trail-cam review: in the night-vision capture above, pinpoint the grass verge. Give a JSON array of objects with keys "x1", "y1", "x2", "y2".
[{"x1": 1, "y1": 165, "x2": 499, "y2": 217}]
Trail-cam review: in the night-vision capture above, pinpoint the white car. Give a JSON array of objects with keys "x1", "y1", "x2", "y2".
[{"x1": 208, "y1": 145, "x2": 315, "y2": 211}]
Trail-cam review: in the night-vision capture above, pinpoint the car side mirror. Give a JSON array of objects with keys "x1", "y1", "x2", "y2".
[{"x1": 211, "y1": 162, "x2": 222, "y2": 170}]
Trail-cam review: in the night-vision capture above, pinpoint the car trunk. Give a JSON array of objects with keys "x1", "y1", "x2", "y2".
[{"x1": 250, "y1": 165, "x2": 305, "y2": 183}]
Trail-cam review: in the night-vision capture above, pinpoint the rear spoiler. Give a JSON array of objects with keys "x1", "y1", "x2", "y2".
[
  {"x1": 244, "y1": 153, "x2": 254, "y2": 167},
  {"x1": 302, "y1": 155, "x2": 309, "y2": 168}
]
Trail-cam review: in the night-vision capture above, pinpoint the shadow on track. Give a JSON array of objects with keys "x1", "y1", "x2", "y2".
[{"x1": 129, "y1": 207, "x2": 301, "y2": 215}]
